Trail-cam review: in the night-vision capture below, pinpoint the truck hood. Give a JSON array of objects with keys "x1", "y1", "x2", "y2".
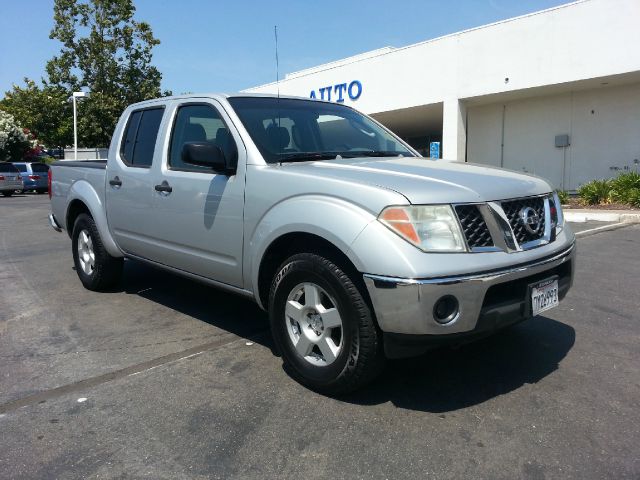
[{"x1": 283, "y1": 157, "x2": 552, "y2": 204}]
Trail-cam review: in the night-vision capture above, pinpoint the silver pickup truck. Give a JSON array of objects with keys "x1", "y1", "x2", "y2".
[{"x1": 49, "y1": 94, "x2": 575, "y2": 394}]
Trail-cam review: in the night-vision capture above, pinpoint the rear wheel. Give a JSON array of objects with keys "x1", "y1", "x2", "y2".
[
  {"x1": 36, "y1": 188, "x2": 47, "y2": 194},
  {"x1": 2, "y1": 191, "x2": 13, "y2": 197},
  {"x1": 72, "y1": 214, "x2": 123, "y2": 291},
  {"x1": 269, "y1": 253, "x2": 384, "y2": 394}
]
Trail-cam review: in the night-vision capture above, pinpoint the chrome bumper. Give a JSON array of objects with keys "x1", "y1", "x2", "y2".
[
  {"x1": 363, "y1": 241, "x2": 576, "y2": 335},
  {"x1": 49, "y1": 213, "x2": 63, "y2": 232}
]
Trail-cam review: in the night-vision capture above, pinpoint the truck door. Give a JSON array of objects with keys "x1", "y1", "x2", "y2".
[
  {"x1": 145, "y1": 100, "x2": 246, "y2": 288},
  {"x1": 105, "y1": 106, "x2": 165, "y2": 257}
]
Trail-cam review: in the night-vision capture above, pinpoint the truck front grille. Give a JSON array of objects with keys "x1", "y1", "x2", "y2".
[
  {"x1": 454, "y1": 194, "x2": 553, "y2": 252},
  {"x1": 454, "y1": 205, "x2": 493, "y2": 248},
  {"x1": 500, "y1": 196, "x2": 546, "y2": 245}
]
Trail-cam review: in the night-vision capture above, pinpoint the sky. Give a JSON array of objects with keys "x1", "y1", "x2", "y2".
[{"x1": 0, "y1": 0, "x2": 571, "y2": 96}]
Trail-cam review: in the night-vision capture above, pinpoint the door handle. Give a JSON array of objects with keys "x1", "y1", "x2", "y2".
[
  {"x1": 154, "y1": 181, "x2": 172, "y2": 193},
  {"x1": 109, "y1": 176, "x2": 122, "y2": 187}
]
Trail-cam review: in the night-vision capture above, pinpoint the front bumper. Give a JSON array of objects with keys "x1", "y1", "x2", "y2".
[{"x1": 363, "y1": 241, "x2": 576, "y2": 346}]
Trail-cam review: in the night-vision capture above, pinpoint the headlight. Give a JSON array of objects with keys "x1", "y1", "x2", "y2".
[{"x1": 378, "y1": 205, "x2": 466, "y2": 252}]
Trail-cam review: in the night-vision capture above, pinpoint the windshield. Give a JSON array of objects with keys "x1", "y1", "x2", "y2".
[{"x1": 228, "y1": 97, "x2": 415, "y2": 164}]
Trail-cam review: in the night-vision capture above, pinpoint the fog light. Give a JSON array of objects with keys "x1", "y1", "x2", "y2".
[{"x1": 433, "y1": 295, "x2": 459, "y2": 324}]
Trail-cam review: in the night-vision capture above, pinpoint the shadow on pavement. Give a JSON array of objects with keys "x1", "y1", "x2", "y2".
[
  {"x1": 342, "y1": 316, "x2": 575, "y2": 412},
  {"x1": 120, "y1": 259, "x2": 272, "y2": 347},
  {"x1": 116, "y1": 260, "x2": 574, "y2": 412}
]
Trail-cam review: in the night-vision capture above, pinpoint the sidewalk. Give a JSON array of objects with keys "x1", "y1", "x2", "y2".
[{"x1": 564, "y1": 208, "x2": 640, "y2": 223}]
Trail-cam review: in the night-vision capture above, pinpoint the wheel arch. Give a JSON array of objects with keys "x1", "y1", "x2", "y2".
[
  {"x1": 256, "y1": 232, "x2": 373, "y2": 315},
  {"x1": 66, "y1": 199, "x2": 91, "y2": 235},
  {"x1": 65, "y1": 181, "x2": 123, "y2": 258}
]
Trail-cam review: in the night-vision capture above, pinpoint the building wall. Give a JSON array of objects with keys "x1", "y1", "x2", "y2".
[
  {"x1": 247, "y1": 0, "x2": 640, "y2": 156},
  {"x1": 467, "y1": 82, "x2": 640, "y2": 190},
  {"x1": 63, "y1": 148, "x2": 108, "y2": 160},
  {"x1": 248, "y1": 0, "x2": 640, "y2": 108}
]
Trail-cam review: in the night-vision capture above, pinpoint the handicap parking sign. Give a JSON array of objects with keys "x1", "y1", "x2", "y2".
[{"x1": 429, "y1": 142, "x2": 440, "y2": 159}]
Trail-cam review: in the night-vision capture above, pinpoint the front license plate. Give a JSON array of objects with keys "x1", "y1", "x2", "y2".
[{"x1": 531, "y1": 278, "x2": 559, "y2": 316}]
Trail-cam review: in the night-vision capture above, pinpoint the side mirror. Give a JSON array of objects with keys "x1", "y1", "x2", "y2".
[{"x1": 182, "y1": 142, "x2": 231, "y2": 173}]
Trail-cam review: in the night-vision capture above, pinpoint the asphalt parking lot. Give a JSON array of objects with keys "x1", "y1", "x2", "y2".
[{"x1": 1, "y1": 194, "x2": 639, "y2": 480}]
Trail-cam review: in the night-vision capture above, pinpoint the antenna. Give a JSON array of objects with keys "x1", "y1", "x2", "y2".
[
  {"x1": 274, "y1": 25, "x2": 280, "y2": 98},
  {"x1": 274, "y1": 25, "x2": 282, "y2": 133}
]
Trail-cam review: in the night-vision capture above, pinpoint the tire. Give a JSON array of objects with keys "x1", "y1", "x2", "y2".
[
  {"x1": 2, "y1": 191, "x2": 13, "y2": 197},
  {"x1": 269, "y1": 253, "x2": 384, "y2": 395},
  {"x1": 72, "y1": 213, "x2": 123, "y2": 291},
  {"x1": 36, "y1": 188, "x2": 47, "y2": 194}
]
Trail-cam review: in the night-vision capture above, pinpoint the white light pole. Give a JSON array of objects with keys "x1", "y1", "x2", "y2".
[{"x1": 71, "y1": 91, "x2": 89, "y2": 160}]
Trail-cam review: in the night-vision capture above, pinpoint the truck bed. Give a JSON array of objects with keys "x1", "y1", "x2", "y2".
[
  {"x1": 50, "y1": 160, "x2": 108, "y2": 234},
  {"x1": 52, "y1": 160, "x2": 107, "y2": 169}
]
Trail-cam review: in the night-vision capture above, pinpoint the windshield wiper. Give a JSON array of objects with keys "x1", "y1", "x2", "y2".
[
  {"x1": 277, "y1": 152, "x2": 343, "y2": 163},
  {"x1": 276, "y1": 150, "x2": 408, "y2": 164},
  {"x1": 343, "y1": 150, "x2": 406, "y2": 158}
]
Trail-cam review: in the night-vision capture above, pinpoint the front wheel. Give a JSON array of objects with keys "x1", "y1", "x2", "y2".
[
  {"x1": 269, "y1": 253, "x2": 384, "y2": 394},
  {"x1": 72, "y1": 214, "x2": 123, "y2": 291},
  {"x1": 2, "y1": 191, "x2": 13, "y2": 197}
]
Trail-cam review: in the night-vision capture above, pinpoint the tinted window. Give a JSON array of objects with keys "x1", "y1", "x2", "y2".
[
  {"x1": 14, "y1": 164, "x2": 27, "y2": 172},
  {"x1": 119, "y1": 108, "x2": 164, "y2": 167},
  {"x1": 133, "y1": 108, "x2": 164, "y2": 167},
  {"x1": 31, "y1": 163, "x2": 49, "y2": 173},
  {"x1": 0, "y1": 163, "x2": 19, "y2": 173},
  {"x1": 169, "y1": 104, "x2": 237, "y2": 172},
  {"x1": 120, "y1": 110, "x2": 142, "y2": 164}
]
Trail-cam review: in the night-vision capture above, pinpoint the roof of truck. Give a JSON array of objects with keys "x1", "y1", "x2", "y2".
[{"x1": 127, "y1": 92, "x2": 331, "y2": 109}]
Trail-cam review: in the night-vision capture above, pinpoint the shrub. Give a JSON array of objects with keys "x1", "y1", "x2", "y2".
[
  {"x1": 626, "y1": 189, "x2": 640, "y2": 208},
  {"x1": 0, "y1": 109, "x2": 30, "y2": 161},
  {"x1": 609, "y1": 171, "x2": 640, "y2": 205},
  {"x1": 578, "y1": 179, "x2": 611, "y2": 205},
  {"x1": 556, "y1": 190, "x2": 570, "y2": 204}
]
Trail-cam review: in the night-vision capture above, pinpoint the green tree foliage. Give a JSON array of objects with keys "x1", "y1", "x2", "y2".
[
  {"x1": 2, "y1": 0, "x2": 168, "y2": 150},
  {"x1": 0, "y1": 79, "x2": 72, "y2": 148},
  {"x1": 0, "y1": 110, "x2": 30, "y2": 161},
  {"x1": 45, "y1": 0, "x2": 168, "y2": 147}
]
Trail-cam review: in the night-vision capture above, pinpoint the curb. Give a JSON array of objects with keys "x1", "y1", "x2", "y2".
[{"x1": 564, "y1": 210, "x2": 640, "y2": 223}]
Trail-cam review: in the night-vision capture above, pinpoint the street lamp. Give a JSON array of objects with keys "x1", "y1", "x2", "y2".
[{"x1": 71, "y1": 91, "x2": 89, "y2": 160}]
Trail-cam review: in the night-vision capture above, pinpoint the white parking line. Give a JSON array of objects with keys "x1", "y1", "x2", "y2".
[{"x1": 575, "y1": 222, "x2": 629, "y2": 237}]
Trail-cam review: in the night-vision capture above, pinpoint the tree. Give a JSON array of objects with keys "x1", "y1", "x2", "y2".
[
  {"x1": 0, "y1": 79, "x2": 73, "y2": 148},
  {"x1": 45, "y1": 0, "x2": 168, "y2": 147},
  {"x1": 0, "y1": 110, "x2": 30, "y2": 161}
]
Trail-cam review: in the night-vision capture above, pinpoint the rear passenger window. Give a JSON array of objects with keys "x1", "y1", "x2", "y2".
[
  {"x1": 14, "y1": 164, "x2": 27, "y2": 172},
  {"x1": 0, "y1": 163, "x2": 19, "y2": 173},
  {"x1": 31, "y1": 164, "x2": 49, "y2": 173},
  {"x1": 169, "y1": 104, "x2": 237, "y2": 172},
  {"x1": 119, "y1": 108, "x2": 164, "y2": 167}
]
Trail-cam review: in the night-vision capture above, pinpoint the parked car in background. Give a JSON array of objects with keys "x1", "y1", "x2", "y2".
[
  {"x1": 46, "y1": 148, "x2": 65, "y2": 160},
  {"x1": 13, "y1": 162, "x2": 50, "y2": 193},
  {"x1": 0, "y1": 162, "x2": 24, "y2": 197}
]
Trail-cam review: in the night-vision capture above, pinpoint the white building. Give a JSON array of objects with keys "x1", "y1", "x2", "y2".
[{"x1": 246, "y1": 0, "x2": 640, "y2": 190}]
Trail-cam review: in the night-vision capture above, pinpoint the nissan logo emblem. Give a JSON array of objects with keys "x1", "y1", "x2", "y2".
[{"x1": 519, "y1": 207, "x2": 541, "y2": 234}]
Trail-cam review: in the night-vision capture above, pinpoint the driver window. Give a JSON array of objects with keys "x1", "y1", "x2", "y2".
[{"x1": 169, "y1": 104, "x2": 237, "y2": 172}]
